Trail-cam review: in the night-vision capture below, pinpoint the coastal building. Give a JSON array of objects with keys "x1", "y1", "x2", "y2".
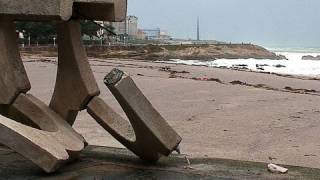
[
  {"x1": 140, "y1": 29, "x2": 172, "y2": 40},
  {"x1": 106, "y1": 15, "x2": 138, "y2": 38},
  {"x1": 127, "y1": 16, "x2": 138, "y2": 37},
  {"x1": 141, "y1": 28, "x2": 161, "y2": 39},
  {"x1": 137, "y1": 29, "x2": 147, "y2": 40},
  {"x1": 102, "y1": 16, "x2": 173, "y2": 41},
  {"x1": 159, "y1": 31, "x2": 171, "y2": 40}
]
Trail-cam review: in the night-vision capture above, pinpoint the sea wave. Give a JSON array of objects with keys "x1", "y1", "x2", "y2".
[{"x1": 157, "y1": 52, "x2": 320, "y2": 77}]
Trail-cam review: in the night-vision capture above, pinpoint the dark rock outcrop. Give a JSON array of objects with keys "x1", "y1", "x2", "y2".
[
  {"x1": 273, "y1": 64, "x2": 286, "y2": 68},
  {"x1": 302, "y1": 55, "x2": 320, "y2": 60}
]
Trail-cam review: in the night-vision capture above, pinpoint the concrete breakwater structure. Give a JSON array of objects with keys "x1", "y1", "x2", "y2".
[{"x1": 0, "y1": 0, "x2": 181, "y2": 174}]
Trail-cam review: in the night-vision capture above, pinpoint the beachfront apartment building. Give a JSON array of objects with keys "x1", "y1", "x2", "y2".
[{"x1": 105, "y1": 15, "x2": 138, "y2": 38}]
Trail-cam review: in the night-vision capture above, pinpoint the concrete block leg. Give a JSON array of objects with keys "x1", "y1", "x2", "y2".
[
  {"x1": 0, "y1": 94, "x2": 85, "y2": 173},
  {"x1": 0, "y1": 116, "x2": 70, "y2": 173},
  {"x1": 50, "y1": 20, "x2": 100, "y2": 125},
  {"x1": 87, "y1": 69, "x2": 182, "y2": 162},
  {"x1": 0, "y1": 17, "x2": 30, "y2": 107}
]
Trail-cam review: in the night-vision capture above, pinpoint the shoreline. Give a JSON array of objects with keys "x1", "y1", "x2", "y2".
[
  {"x1": 22, "y1": 53, "x2": 320, "y2": 81},
  {"x1": 156, "y1": 60, "x2": 320, "y2": 81}
]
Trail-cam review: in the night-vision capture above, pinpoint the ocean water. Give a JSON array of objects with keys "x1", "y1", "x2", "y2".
[{"x1": 158, "y1": 48, "x2": 320, "y2": 78}]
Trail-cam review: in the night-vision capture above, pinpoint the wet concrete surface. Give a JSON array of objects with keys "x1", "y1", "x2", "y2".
[{"x1": 0, "y1": 145, "x2": 320, "y2": 179}]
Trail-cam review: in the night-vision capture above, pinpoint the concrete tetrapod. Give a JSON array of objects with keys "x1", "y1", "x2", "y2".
[
  {"x1": 0, "y1": 0, "x2": 131, "y2": 174},
  {"x1": 87, "y1": 69, "x2": 182, "y2": 162},
  {"x1": 0, "y1": 94, "x2": 85, "y2": 173},
  {"x1": 48, "y1": 20, "x2": 182, "y2": 162}
]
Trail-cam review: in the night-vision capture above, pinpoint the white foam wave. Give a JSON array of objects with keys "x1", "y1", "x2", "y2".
[{"x1": 158, "y1": 52, "x2": 320, "y2": 77}]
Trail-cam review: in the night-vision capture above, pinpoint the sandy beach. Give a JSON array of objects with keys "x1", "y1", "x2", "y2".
[{"x1": 23, "y1": 56, "x2": 320, "y2": 169}]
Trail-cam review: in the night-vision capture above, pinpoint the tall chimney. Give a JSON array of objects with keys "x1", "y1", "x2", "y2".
[{"x1": 197, "y1": 16, "x2": 200, "y2": 41}]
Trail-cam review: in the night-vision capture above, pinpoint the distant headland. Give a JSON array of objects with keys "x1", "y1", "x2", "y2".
[{"x1": 21, "y1": 43, "x2": 286, "y2": 61}]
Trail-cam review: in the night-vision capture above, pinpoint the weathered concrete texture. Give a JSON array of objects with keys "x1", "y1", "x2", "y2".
[
  {"x1": 87, "y1": 69, "x2": 181, "y2": 162},
  {"x1": 0, "y1": 94, "x2": 85, "y2": 173},
  {"x1": 0, "y1": 18, "x2": 30, "y2": 105},
  {"x1": 0, "y1": 145, "x2": 319, "y2": 179},
  {"x1": 0, "y1": 0, "x2": 74, "y2": 21},
  {"x1": 50, "y1": 20, "x2": 100, "y2": 125},
  {"x1": 74, "y1": 0, "x2": 127, "y2": 21},
  {"x1": 0, "y1": 0, "x2": 126, "y2": 21},
  {"x1": 0, "y1": 0, "x2": 129, "y2": 174}
]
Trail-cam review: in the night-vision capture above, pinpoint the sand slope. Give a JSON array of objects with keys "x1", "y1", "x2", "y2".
[{"x1": 23, "y1": 56, "x2": 320, "y2": 169}]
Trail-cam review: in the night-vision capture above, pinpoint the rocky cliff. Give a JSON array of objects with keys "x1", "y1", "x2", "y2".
[{"x1": 86, "y1": 44, "x2": 286, "y2": 61}]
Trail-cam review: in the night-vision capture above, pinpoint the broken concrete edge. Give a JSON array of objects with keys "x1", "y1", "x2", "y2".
[{"x1": 103, "y1": 68, "x2": 126, "y2": 86}]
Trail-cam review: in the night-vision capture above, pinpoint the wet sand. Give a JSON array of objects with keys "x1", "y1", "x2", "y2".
[{"x1": 23, "y1": 56, "x2": 320, "y2": 169}]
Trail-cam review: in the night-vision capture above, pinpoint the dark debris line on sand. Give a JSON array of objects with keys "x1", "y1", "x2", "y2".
[{"x1": 158, "y1": 66, "x2": 320, "y2": 97}]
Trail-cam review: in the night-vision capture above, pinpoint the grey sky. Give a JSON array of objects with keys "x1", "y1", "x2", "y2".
[{"x1": 128, "y1": 0, "x2": 320, "y2": 47}]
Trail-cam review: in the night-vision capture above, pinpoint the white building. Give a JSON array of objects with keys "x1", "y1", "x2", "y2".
[
  {"x1": 141, "y1": 28, "x2": 161, "y2": 39},
  {"x1": 107, "y1": 15, "x2": 138, "y2": 37},
  {"x1": 159, "y1": 31, "x2": 171, "y2": 40}
]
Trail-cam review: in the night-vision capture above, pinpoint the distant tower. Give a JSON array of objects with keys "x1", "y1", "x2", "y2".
[{"x1": 197, "y1": 16, "x2": 200, "y2": 41}]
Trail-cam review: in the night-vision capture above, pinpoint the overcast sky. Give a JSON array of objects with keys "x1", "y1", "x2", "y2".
[{"x1": 128, "y1": 0, "x2": 320, "y2": 47}]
